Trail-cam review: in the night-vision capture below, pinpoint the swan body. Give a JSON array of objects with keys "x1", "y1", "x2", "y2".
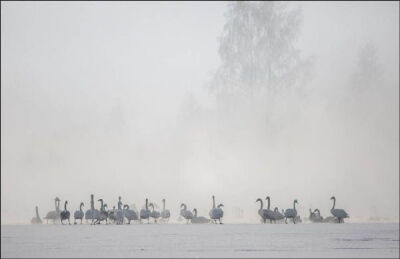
[
  {"x1": 124, "y1": 204, "x2": 138, "y2": 224},
  {"x1": 191, "y1": 208, "x2": 210, "y2": 224},
  {"x1": 209, "y1": 196, "x2": 224, "y2": 224},
  {"x1": 60, "y1": 200, "x2": 70, "y2": 224},
  {"x1": 180, "y1": 203, "x2": 193, "y2": 223},
  {"x1": 74, "y1": 202, "x2": 84, "y2": 224},
  {"x1": 160, "y1": 199, "x2": 171, "y2": 222},
  {"x1": 140, "y1": 198, "x2": 151, "y2": 223},
  {"x1": 284, "y1": 199, "x2": 298, "y2": 224},
  {"x1": 330, "y1": 196, "x2": 349, "y2": 223},
  {"x1": 31, "y1": 206, "x2": 42, "y2": 224}
]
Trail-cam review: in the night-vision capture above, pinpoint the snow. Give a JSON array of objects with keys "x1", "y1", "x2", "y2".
[{"x1": 2, "y1": 223, "x2": 399, "y2": 258}]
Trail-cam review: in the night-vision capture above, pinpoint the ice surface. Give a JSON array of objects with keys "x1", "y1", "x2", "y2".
[{"x1": 1, "y1": 223, "x2": 399, "y2": 258}]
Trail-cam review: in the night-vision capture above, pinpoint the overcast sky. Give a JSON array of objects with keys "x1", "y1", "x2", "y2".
[{"x1": 1, "y1": 1, "x2": 399, "y2": 224}]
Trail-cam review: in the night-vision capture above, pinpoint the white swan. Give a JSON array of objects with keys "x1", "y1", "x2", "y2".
[
  {"x1": 115, "y1": 197, "x2": 124, "y2": 225},
  {"x1": 284, "y1": 199, "x2": 298, "y2": 224},
  {"x1": 31, "y1": 206, "x2": 42, "y2": 224},
  {"x1": 309, "y1": 208, "x2": 323, "y2": 223},
  {"x1": 192, "y1": 208, "x2": 210, "y2": 224},
  {"x1": 140, "y1": 198, "x2": 151, "y2": 224},
  {"x1": 44, "y1": 197, "x2": 61, "y2": 224},
  {"x1": 330, "y1": 196, "x2": 349, "y2": 223},
  {"x1": 160, "y1": 199, "x2": 171, "y2": 222},
  {"x1": 149, "y1": 203, "x2": 161, "y2": 223},
  {"x1": 85, "y1": 194, "x2": 99, "y2": 224},
  {"x1": 60, "y1": 200, "x2": 71, "y2": 225},
  {"x1": 93, "y1": 199, "x2": 108, "y2": 224},
  {"x1": 256, "y1": 198, "x2": 268, "y2": 223},
  {"x1": 273, "y1": 207, "x2": 285, "y2": 222},
  {"x1": 74, "y1": 202, "x2": 84, "y2": 224},
  {"x1": 180, "y1": 203, "x2": 193, "y2": 223},
  {"x1": 209, "y1": 195, "x2": 224, "y2": 224},
  {"x1": 265, "y1": 196, "x2": 277, "y2": 223},
  {"x1": 124, "y1": 204, "x2": 138, "y2": 224}
]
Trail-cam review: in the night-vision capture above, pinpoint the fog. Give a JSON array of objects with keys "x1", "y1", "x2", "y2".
[{"x1": 1, "y1": 1, "x2": 399, "y2": 224}]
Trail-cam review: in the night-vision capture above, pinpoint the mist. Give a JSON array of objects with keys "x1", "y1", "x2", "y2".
[{"x1": 1, "y1": 1, "x2": 399, "y2": 224}]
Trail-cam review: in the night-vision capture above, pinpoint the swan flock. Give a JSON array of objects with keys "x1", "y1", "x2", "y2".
[{"x1": 32, "y1": 195, "x2": 349, "y2": 225}]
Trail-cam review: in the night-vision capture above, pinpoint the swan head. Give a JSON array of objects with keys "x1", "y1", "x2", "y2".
[
  {"x1": 294, "y1": 199, "x2": 298, "y2": 204},
  {"x1": 266, "y1": 196, "x2": 270, "y2": 200},
  {"x1": 256, "y1": 198, "x2": 262, "y2": 203},
  {"x1": 218, "y1": 203, "x2": 224, "y2": 208},
  {"x1": 104, "y1": 204, "x2": 108, "y2": 209},
  {"x1": 81, "y1": 202, "x2": 84, "y2": 206},
  {"x1": 98, "y1": 199, "x2": 103, "y2": 202},
  {"x1": 180, "y1": 203, "x2": 185, "y2": 208},
  {"x1": 162, "y1": 198, "x2": 165, "y2": 202},
  {"x1": 330, "y1": 196, "x2": 335, "y2": 200},
  {"x1": 55, "y1": 197, "x2": 60, "y2": 201},
  {"x1": 123, "y1": 204, "x2": 129, "y2": 210}
]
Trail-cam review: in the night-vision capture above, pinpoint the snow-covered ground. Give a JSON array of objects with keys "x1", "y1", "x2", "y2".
[{"x1": 2, "y1": 223, "x2": 399, "y2": 258}]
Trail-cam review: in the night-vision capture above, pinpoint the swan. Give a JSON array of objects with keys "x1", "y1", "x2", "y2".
[
  {"x1": 149, "y1": 203, "x2": 161, "y2": 223},
  {"x1": 160, "y1": 199, "x2": 171, "y2": 222},
  {"x1": 192, "y1": 208, "x2": 210, "y2": 224},
  {"x1": 330, "y1": 196, "x2": 349, "y2": 223},
  {"x1": 265, "y1": 196, "x2": 277, "y2": 223},
  {"x1": 309, "y1": 208, "x2": 323, "y2": 223},
  {"x1": 284, "y1": 199, "x2": 298, "y2": 224},
  {"x1": 108, "y1": 206, "x2": 116, "y2": 223},
  {"x1": 273, "y1": 207, "x2": 285, "y2": 222},
  {"x1": 31, "y1": 206, "x2": 42, "y2": 224},
  {"x1": 180, "y1": 203, "x2": 193, "y2": 223},
  {"x1": 115, "y1": 197, "x2": 124, "y2": 225},
  {"x1": 123, "y1": 204, "x2": 138, "y2": 224},
  {"x1": 256, "y1": 198, "x2": 268, "y2": 223},
  {"x1": 74, "y1": 202, "x2": 84, "y2": 224},
  {"x1": 93, "y1": 199, "x2": 108, "y2": 224},
  {"x1": 139, "y1": 198, "x2": 151, "y2": 224},
  {"x1": 209, "y1": 195, "x2": 224, "y2": 224},
  {"x1": 323, "y1": 216, "x2": 339, "y2": 223},
  {"x1": 60, "y1": 200, "x2": 71, "y2": 225},
  {"x1": 44, "y1": 197, "x2": 61, "y2": 224},
  {"x1": 85, "y1": 194, "x2": 99, "y2": 224}
]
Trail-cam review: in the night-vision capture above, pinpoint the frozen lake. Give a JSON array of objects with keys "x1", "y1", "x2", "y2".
[{"x1": 2, "y1": 223, "x2": 399, "y2": 258}]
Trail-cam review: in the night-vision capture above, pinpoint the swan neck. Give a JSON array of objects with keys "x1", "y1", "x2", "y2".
[
  {"x1": 212, "y1": 196, "x2": 215, "y2": 208},
  {"x1": 332, "y1": 198, "x2": 336, "y2": 210},
  {"x1": 258, "y1": 199, "x2": 263, "y2": 209},
  {"x1": 80, "y1": 203, "x2": 83, "y2": 211},
  {"x1": 91, "y1": 195, "x2": 94, "y2": 209},
  {"x1": 64, "y1": 201, "x2": 67, "y2": 211},
  {"x1": 267, "y1": 198, "x2": 270, "y2": 209},
  {"x1": 35, "y1": 207, "x2": 40, "y2": 218}
]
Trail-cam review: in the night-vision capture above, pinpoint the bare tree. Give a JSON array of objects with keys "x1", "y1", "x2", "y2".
[{"x1": 210, "y1": 2, "x2": 312, "y2": 99}]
